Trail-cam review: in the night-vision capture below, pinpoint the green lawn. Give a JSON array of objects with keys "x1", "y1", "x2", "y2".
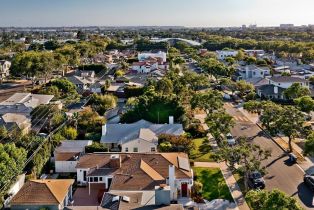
[
  {"x1": 193, "y1": 167, "x2": 233, "y2": 202},
  {"x1": 190, "y1": 138, "x2": 214, "y2": 162}
]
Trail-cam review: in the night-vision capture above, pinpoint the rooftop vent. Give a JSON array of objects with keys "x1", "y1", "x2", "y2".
[{"x1": 122, "y1": 196, "x2": 130, "y2": 203}]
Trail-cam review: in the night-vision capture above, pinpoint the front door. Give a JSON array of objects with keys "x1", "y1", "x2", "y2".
[
  {"x1": 107, "y1": 178, "x2": 112, "y2": 189},
  {"x1": 181, "y1": 183, "x2": 188, "y2": 197}
]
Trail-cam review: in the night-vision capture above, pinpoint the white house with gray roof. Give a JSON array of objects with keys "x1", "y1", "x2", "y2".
[
  {"x1": 0, "y1": 93, "x2": 54, "y2": 116},
  {"x1": 100, "y1": 118, "x2": 184, "y2": 153}
]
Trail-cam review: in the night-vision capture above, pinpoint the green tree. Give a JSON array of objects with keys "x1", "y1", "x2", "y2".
[
  {"x1": 236, "y1": 80, "x2": 255, "y2": 97},
  {"x1": 246, "y1": 189, "x2": 302, "y2": 210},
  {"x1": 284, "y1": 83, "x2": 310, "y2": 99},
  {"x1": 90, "y1": 94, "x2": 117, "y2": 116},
  {"x1": 156, "y1": 78, "x2": 174, "y2": 95},
  {"x1": 191, "y1": 90, "x2": 223, "y2": 114},
  {"x1": 214, "y1": 138, "x2": 271, "y2": 191},
  {"x1": 277, "y1": 106, "x2": 305, "y2": 152},
  {"x1": 0, "y1": 143, "x2": 27, "y2": 200},
  {"x1": 259, "y1": 101, "x2": 283, "y2": 135},
  {"x1": 304, "y1": 131, "x2": 314, "y2": 157},
  {"x1": 294, "y1": 96, "x2": 314, "y2": 113},
  {"x1": 206, "y1": 110, "x2": 235, "y2": 142},
  {"x1": 61, "y1": 126, "x2": 78, "y2": 140}
]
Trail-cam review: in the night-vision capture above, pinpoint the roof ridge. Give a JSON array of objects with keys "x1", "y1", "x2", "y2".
[{"x1": 140, "y1": 159, "x2": 164, "y2": 181}]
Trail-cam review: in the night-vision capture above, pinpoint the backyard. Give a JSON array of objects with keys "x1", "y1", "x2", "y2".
[
  {"x1": 190, "y1": 138, "x2": 214, "y2": 162},
  {"x1": 193, "y1": 167, "x2": 233, "y2": 202}
]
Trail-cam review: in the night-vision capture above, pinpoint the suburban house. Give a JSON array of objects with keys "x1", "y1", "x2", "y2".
[
  {"x1": 0, "y1": 60, "x2": 11, "y2": 80},
  {"x1": 132, "y1": 56, "x2": 168, "y2": 74},
  {"x1": 257, "y1": 76, "x2": 309, "y2": 99},
  {"x1": 268, "y1": 76, "x2": 309, "y2": 89},
  {"x1": 67, "y1": 75, "x2": 95, "y2": 93},
  {"x1": 75, "y1": 152, "x2": 193, "y2": 202},
  {"x1": 100, "y1": 119, "x2": 184, "y2": 153},
  {"x1": 54, "y1": 140, "x2": 93, "y2": 173},
  {"x1": 216, "y1": 50, "x2": 238, "y2": 60},
  {"x1": 0, "y1": 113, "x2": 31, "y2": 134},
  {"x1": 0, "y1": 93, "x2": 54, "y2": 116},
  {"x1": 257, "y1": 84, "x2": 286, "y2": 99},
  {"x1": 93, "y1": 53, "x2": 113, "y2": 64},
  {"x1": 244, "y1": 50, "x2": 265, "y2": 57},
  {"x1": 10, "y1": 179, "x2": 74, "y2": 210},
  {"x1": 138, "y1": 51, "x2": 167, "y2": 63},
  {"x1": 235, "y1": 65, "x2": 271, "y2": 81}
]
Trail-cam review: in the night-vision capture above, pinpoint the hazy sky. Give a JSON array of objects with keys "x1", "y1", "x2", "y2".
[{"x1": 0, "y1": 0, "x2": 314, "y2": 27}]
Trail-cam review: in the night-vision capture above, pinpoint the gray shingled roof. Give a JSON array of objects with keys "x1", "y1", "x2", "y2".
[
  {"x1": 269, "y1": 76, "x2": 308, "y2": 83},
  {"x1": 100, "y1": 120, "x2": 184, "y2": 144}
]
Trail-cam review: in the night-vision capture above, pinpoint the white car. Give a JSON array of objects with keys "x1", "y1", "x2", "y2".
[{"x1": 226, "y1": 133, "x2": 236, "y2": 145}]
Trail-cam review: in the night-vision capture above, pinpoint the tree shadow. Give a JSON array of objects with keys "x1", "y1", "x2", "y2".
[{"x1": 265, "y1": 154, "x2": 286, "y2": 168}]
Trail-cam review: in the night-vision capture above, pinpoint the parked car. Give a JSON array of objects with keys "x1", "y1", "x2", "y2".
[
  {"x1": 226, "y1": 133, "x2": 236, "y2": 145},
  {"x1": 249, "y1": 171, "x2": 265, "y2": 189},
  {"x1": 304, "y1": 175, "x2": 314, "y2": 192}
]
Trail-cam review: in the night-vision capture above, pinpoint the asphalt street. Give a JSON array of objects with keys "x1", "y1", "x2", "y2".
[{"x1": 224, "y1": 102, "x2": 314, "y2": 209}]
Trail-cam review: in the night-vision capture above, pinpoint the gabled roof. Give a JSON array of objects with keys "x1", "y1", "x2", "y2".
[
  {"x1": 140, "y1": 159, "x2": 164, "y2": 181},
  {"x1": 11, "y1": 179, "x2": 74, "y2": 205},
  {"x1": 76, "y1": 153, "x2": 192, "y2": 191},
  {"x1": 0, "y1": 93, "x2": 54, "y2": 108},
  {"x1": 268, "y1": 76, "x2": 308, "y2": 83},
  {"x1": 101, "y1": 120, "x2": 184, "y2": 144}
]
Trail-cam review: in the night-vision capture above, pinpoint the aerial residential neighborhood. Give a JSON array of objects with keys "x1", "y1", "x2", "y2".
[{"x1": 2, "y1": 1, "x2": 314, "y2": 210}]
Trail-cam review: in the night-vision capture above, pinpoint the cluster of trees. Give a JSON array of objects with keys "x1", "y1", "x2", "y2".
[
  {"x1": 89, "y1": 93, "x2": 117, "y2": 116},
  {"x1": 158, "y1": 134, "x2": 194, "y2": 153},
  {"x1": 38, "y1": 78, "x2": 78, "y2": 100},
  {"x1": 202, "y1": 35, "x2": 314, "y2": 62},
  {"x1": 214, "y1": 137, "x2": 271, "y2": 191},
  {"x1": 244, "y1": 101, "x2": 306, "y2": 152},
  {"x1": 246, "y1": 189, "x2": 302, "y2": 210},
  {"x1": 0, "y1": 143, "x2": 27, "y2": 205}
]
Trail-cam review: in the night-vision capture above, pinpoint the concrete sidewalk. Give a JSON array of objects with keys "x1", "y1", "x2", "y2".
[{"x1": 194, "y1": 162, "x2": 250, "y2": 210}]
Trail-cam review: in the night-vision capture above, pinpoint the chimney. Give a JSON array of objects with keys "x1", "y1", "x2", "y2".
[
  {"x1": 102, "y1": 124, "x2": 107, "y2": 136},
  {"x1": 274, "y1": 86, "x2": 278, "y2": 94},
  {"x1": 109, "y1": 154, "x2": 121, "y2": 168},
  {"x1": 168, "y1": 116, "x2": 174, "y2": 125},
  {"x1": 168, "y1": 165, "x2": 176, "y2": 201}
]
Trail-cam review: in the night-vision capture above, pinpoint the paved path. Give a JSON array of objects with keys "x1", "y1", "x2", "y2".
[{"x1": 194, "y1": 162, "x2": 250, "y2": 210}]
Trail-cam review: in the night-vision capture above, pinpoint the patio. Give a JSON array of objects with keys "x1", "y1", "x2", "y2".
[{"x1": 72, "y1": 183, "x2": 106, "y2": 206}]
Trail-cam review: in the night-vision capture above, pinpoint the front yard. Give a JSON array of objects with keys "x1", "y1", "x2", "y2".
[
  {"x1": 190, "y1": 138, "x2": 214, "y2": 162},
  {"x1": 193, "y1": 167, "x2": 233, "y2": 202}
]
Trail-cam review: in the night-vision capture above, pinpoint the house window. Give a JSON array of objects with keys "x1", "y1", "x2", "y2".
[
  {"x1": 151, "y1": 147, "x2": 156, "y2": 152},
  {"x1": 99, "y1": 177, "x2": 103, "y2": 182},
  {"x1": 94, "y1": 177, "x2": 98, "y2": 182},
  {"x1": 125, "y1": 147, "x2": 128, "y2": 152},
  {"x1": 89, "y1": 177, "x2": 93, "y2": 182},
  {"x1": 133, "y1": 147, "x2": 138, "y2": 152}
]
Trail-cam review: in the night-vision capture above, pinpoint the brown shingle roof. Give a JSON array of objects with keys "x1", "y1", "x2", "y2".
[
  {"x1": 76, "y1": 153, "x2": 192, "y2": 191},
  {"x1": 140, "y1": 159, "x2": 164, "y2": 181},
  {"x1": 11, "y1": 179, "x2": 74, "y2": 205},
  {"x1": 55, "y1": 152, "x2": 80, "y2": 161}
]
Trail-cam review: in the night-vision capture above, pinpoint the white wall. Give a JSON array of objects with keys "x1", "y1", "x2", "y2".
[
  {"x1": 269, "y1": 80, "x2": 309, "y2": 89},
  {"x1": 55, "y1": 161, "x2": 78, "y2": 173},
  {"x1": 122, "y1": 139, "x2": 157, "y2": 153},
  {"x1": 77, "y1": 168, "x2": 90, "y2": 183}
]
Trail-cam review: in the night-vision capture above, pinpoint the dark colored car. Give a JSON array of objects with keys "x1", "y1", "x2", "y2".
[
  {"x1": 249, "y1": 171, "x2": 265, "y2": 189},
  {"x1": 304, "y1": 175, "x2": 314, "y2": 192}
]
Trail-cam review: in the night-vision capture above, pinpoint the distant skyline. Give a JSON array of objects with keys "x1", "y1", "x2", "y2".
[{"x1": 1, "y1": 0, "x2": 314, "y2": 27}]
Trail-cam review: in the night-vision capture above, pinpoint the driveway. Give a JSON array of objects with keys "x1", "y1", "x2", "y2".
[{"x1": 224, "y1": 102, "x2": 314, "y2": 209}]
